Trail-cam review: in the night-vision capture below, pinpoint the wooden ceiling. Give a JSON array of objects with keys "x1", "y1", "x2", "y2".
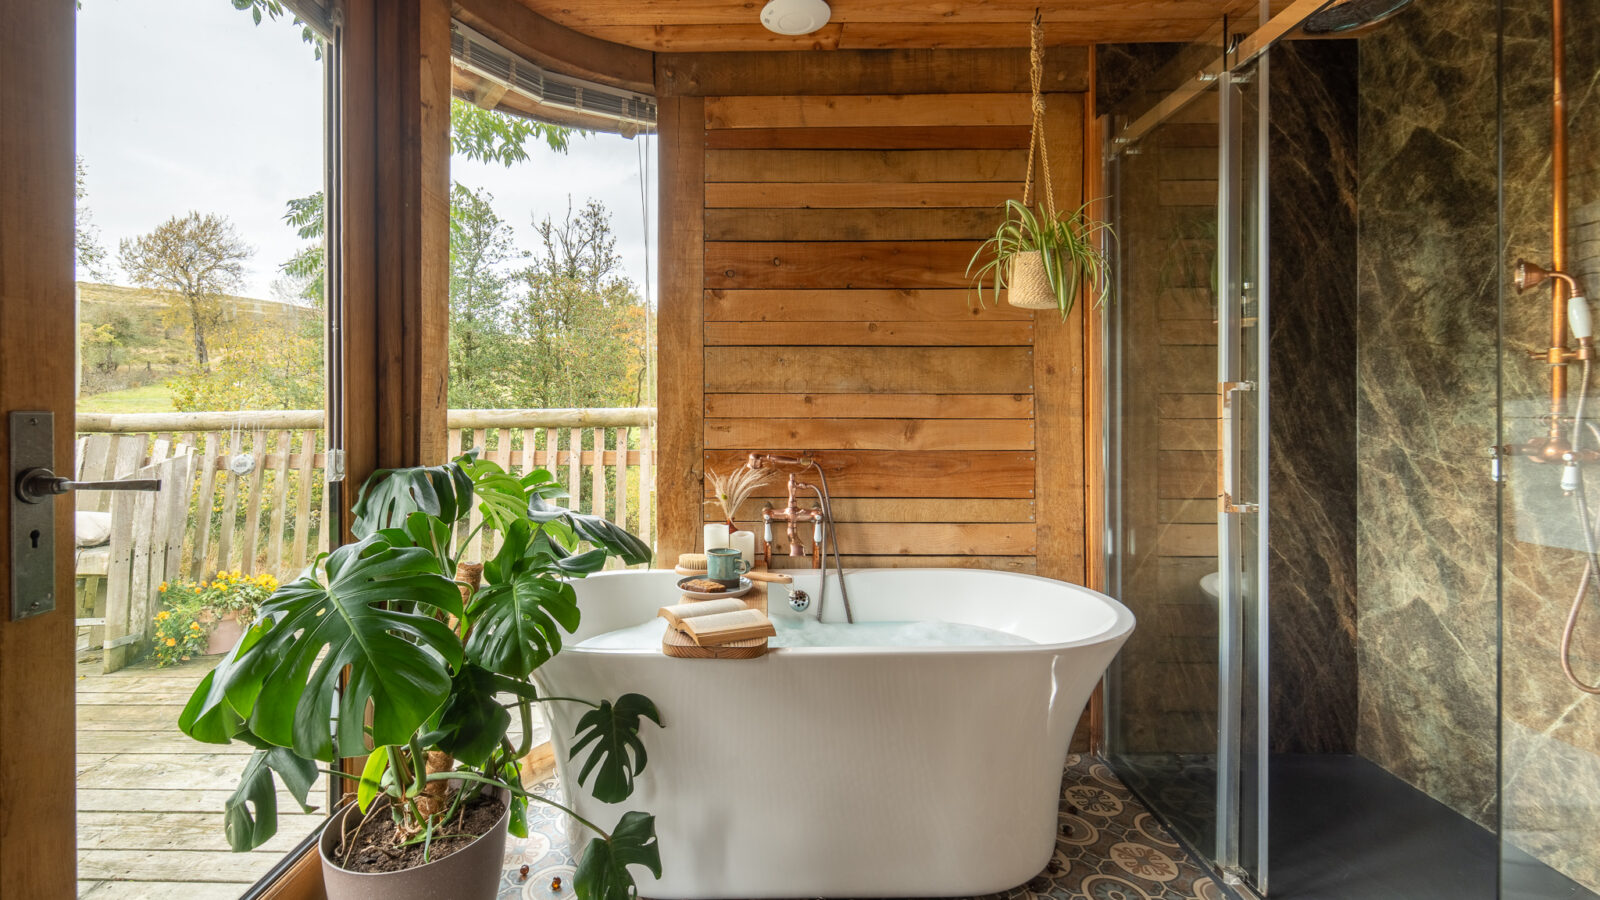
[{"x1": 511, "y1": 0, "x2": 1284, "y2": 52}]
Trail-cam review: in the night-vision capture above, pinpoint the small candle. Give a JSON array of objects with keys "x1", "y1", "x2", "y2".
[
  {"x1": 703, "y1": 523, "x2": 729, "y2": 551},
  {"x1": 730, "y1": 530, "x2": 756, "y2": 566}
]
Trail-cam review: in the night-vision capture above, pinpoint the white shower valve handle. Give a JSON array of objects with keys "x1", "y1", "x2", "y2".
[
  {"x1": 1563, "y1": 452, "x2": 1581, "y2": 494},
  {"x1": 1570, "y1": 294, "x2": 1593, "y2": 341}
]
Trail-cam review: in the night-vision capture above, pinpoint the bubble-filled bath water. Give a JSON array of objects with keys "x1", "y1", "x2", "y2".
[{"x1": 577, "y1": 615, "x2": 1032, "y2": 650}]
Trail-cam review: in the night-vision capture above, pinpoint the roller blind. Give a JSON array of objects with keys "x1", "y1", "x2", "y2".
[
  {"x1": 278, "y1": 0, "x2": 334, "y2": 38},
  {"x1": 450, "y1": 22, "x2": 657, "y2": 136}
]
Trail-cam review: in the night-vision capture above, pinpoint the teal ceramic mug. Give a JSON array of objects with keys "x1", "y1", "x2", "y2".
[{"x1": 707, "y1": 547, "x2": 751, "y2": 588}]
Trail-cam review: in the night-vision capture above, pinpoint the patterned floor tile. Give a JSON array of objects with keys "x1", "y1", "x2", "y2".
[{"x1": 498, "y1": 756, "x2": 1222, "y2": 900}]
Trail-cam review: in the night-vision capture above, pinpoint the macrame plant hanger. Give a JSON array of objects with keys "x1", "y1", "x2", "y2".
[{"x1": 1007, "y1": 8, "x2": 1063, "y2": 310}]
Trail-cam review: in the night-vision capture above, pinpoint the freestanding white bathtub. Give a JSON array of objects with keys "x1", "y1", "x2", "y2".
[{"x1": 534, "y1": 568, "x2": 1135, "y2": 898}]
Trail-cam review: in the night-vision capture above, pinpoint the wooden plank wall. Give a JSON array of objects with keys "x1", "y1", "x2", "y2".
[{"x1": 656, "y1": 49, "x2": 1097, "y2": 582}]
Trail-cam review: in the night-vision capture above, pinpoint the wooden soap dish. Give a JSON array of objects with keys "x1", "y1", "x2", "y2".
[{"x1": 660, "y1": 580, "x2": 774, "y2": 660}]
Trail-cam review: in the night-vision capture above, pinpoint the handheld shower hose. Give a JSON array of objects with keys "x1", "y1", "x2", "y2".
[{"x1": 1563, "y1": 299, "x2": 1600, "y2": 694}]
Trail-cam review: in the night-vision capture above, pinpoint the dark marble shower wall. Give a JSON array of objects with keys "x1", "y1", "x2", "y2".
[
  {"x1": 1266, "y1": 40, "x2": 1360, "y2": 755},
  {"x1": 1498, "y1": 0, "x2": 1600, "y2": 891},
  {"x1": 1354, "y1": 0, "x2": 1501, "y2": 829}
]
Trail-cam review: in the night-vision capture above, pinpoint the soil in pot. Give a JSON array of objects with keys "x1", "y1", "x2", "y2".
[{"x1": 334, "y1": 791, "x2": 507, "y2": 874}]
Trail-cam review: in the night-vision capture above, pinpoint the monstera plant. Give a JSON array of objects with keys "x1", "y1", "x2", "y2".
[{"x1": 178, "y1": 453, "x2": 659, "y2": 899}]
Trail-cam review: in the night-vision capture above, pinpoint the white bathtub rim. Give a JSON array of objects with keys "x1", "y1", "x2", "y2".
[{"x1": 563, "y1": 567, "x2": 1136, "y2": 657}]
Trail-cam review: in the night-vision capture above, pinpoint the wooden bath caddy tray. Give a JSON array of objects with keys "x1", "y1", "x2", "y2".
[{"x1": 662, "y1": 561, "x2": 789, "y2": 660}]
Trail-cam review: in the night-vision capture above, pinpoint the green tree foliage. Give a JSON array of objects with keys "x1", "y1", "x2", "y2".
[
  {"x1": 451, "y1": 101, "x2": 577, "y2": 165},
  {"x1": 75, "y1": 156, "x2": 110, "y2": 280},
  {"x1": 506, "y1": 199, "x2": 650, "y2": 409},
  {"x1": 449, "y1": 184, "x2": 525, "y2": 407},
  {"x1": 119, "y1": 212, "x2": 253, "y2": 368}
]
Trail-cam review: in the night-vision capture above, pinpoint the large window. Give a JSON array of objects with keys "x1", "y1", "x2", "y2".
[{"x1": 74, "y1": 2, "x2": 333, "y2": 894}]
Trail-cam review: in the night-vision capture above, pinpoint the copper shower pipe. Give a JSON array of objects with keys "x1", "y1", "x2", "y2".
[{"x1": 1549, "y1": 0, "x2": 1570, "y2": 447}]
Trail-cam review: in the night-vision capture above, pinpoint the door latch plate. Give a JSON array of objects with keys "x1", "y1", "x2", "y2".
[{"x1": 10, "y1": 411, "x2": 56, "y2": 620}]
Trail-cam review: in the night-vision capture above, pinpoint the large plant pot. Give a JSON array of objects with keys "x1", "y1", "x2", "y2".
[
  {"x1": 201, "y1": 610, "x2": 243, "y2": 655},
  {"x1": 1006, "y1": 250, "x2": 1060, "y2": 310},
  {"x1": 319, "y1": 787, "x2": 510, "y2": 900}
]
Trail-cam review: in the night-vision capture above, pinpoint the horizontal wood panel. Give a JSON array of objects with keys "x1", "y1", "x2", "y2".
[
  {"x1": 705, "y1": 208, "x2": 1002, "y2": 242},
  {"x1": 547, "y1": 2, "x2": 1229, "y2": 27},
  {"x1": 706, "y1": 417, "x2": 1034, "y2": 451},
  {"x1": 704, "y1": 125, "x2": 1032, "y2": 150},
  {"x1": 705, "y1": 240, "x2": 983, "y2": 289},
  {"x1": 706, "y1": 181, "x2": 1020, "y2": 209},
  {"x1": 704, "y1": 346, "x2": 1033, "y2": 393},
  {"x1": 705, "y1": 149, "x2": 1027, "y2": 183},
  {"x1": 706, "y1": 288, "x2": 1029, "y2": 322},
  {"x1": 1158, "y1": 392, "x2": 1216, "y2": 419},
  {"x1": 1158, "y1": 419, "x2": 1213, "y2": 451},
  {"x1": 705, "y1": 392, "x2": 1033, "y2": 419},
  {"x1": 577, "y1": 22, "x2": 1214, "y2": 51},
  {"x1": 761, "y1": 522, "x2": 1036, "y2": 555},
  {"x1": 1159, "y1": 450, "x2": 1216, "y2": 499},
  {"x1": 1159, "y1": 497, "x2": 1215, "y2": 524},
  {"x1": 705, "y1": 320, "x2": 1032, "y2": 346},
  {"x1": 705, "y1": 94, "x2": 1031, "y2": 129},
  {"x1": 765, "y1": 554, "x2": 1037, "y2": 573},
  {"x1": 708, "y1": 498, "x2": 1034, "y2": 523},
  {"x1": 1154, "y1": 523, "x2": 1217, "y2": 558},
  {"x1": 658, "y1": 48, "x2": 1089, "y2": 95},
  {"x1": 704, "y1": 449, "x2": 1035, "y2": 498}
]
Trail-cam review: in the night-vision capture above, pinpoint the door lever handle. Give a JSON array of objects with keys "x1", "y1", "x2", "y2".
[{"x1": 15, "y1": 468, "x2": 161, "y2": 504}]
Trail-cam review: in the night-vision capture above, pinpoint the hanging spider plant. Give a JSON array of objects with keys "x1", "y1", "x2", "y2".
[{"x1": 967, "y1": 198, "x2": 1114, "y2": 317}]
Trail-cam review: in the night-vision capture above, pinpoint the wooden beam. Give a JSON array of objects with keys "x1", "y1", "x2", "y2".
[
  {"x1": 346, "y1": 0, "x2": 453, "y2": 481},
  {"x1": 452, "y1": 0, "x2": 655, "y2": 94},
  {"x1": 705, "y1": 94, "x2": 1032, "y2": 129},
  {"x1": 657, "y1": 48, "x2": 1089, "y2": 96},
  {"x1": 0, "y1": 1, "x2": 77, "y2": 895},
  {"x1": 1033, "y1": 92, "x2": 1088, "y2": 586},
  {"x1": 703, "y1": 126, "x2": 1031, "y2": 150},
  {"x1": 654, "y1": 89, "x2": 707, "y2": 564}
]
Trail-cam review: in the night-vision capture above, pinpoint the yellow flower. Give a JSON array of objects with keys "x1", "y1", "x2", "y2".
[
  {"x1": 156, "y1": 611, "x2": 170, "y2": 621},
  {"x1": 158, "y1": 582, "x2": 168, "y2": 593},
  {"x1": 217, "y1": 570, "x2": 227, "y2": 579},
  {"x1": 165, "y1": 638, "x2": 177, "y2": 647},
  {"x1": 190, "y1": 623, "x2": 201, "y2": 631}
]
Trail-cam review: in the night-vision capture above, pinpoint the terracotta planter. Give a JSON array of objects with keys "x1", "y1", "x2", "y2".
[
  {"x1": 1006, "y1": 250, "x2": 1060, "y2": 310},
  {"x1": 202, "y1": 610, "x2": 244, "y2": 655},
  {"x1": 319, "y1": 787, "x2": 510, "y2": 900}
]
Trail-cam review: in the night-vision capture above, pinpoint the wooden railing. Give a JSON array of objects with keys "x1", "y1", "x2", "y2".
[{"x1": 76, "y1": 408, "x2": 657, "y2": 583}]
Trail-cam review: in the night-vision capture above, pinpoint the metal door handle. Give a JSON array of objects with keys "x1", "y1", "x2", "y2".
[
  {"x1": 1218, "y1": 380, "x2": 1259, "y2": 514},
  {"x1": 15, "y1": 467, "x2": 161, "y2": 504}
]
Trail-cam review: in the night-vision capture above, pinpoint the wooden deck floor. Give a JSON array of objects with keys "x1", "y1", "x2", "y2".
[{"x1": 76, "y1": 656, "x2": 324, "y2": 900}]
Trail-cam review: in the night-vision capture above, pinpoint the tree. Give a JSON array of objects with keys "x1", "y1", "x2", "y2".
[
  {"x1": 507, "y1": 199, "x2": 649, "y2": 409},
  {"x1": 448, "y1": 184, "x2": 525, "y2": 408},
  {"x1": 119, "y1": 212, "x2": 253, "y2": 367},
  {"x1": 75, "y1": 156, "x2": 110, "y2": 280}
]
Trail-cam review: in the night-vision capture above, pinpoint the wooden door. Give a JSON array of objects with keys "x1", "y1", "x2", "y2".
[{"x1": 0, "y1": 2, "x2": 81, "y2": 895}]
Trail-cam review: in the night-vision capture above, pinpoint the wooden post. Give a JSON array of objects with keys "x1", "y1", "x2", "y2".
[
  {"x1": 654, "y1": 86, "x2": 707, "y2": 563},
  {"x1": 615, "y1": 427, "x2": 630, "y2": 532},
  {"x1": 640, "y1": 423, "x2": 654, "y2": 551},
  {"x1": 267, "y1": 430, "x2": 292, "y2": 575},
  {"x1": 591, "y1": 427, "x2": 607, "y2": 521},
  {"x1": 191, "y1": 431, "x2": 221, "y2": 580},
  {"x1": 218, "y1": 431, "x2": 242, "y2": 574},
  {"x1": 292, "y1": 429, "x2": 317, "y2": 572},
  {"x1": 567, "y1": 428, "x2": 582, "y2": 508}
]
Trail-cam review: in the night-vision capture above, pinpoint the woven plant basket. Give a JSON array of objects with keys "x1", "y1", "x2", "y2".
[{"x1": 1007, "y1": 251, "x2": 1059, "y2": 310}]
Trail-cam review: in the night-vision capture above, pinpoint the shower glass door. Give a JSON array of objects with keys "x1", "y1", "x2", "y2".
[{"x1": 1104, "y1": 9, "x2": 1278, "y2": 896}]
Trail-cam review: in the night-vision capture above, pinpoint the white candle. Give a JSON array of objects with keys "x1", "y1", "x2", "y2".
[
  {"x1": 730, "y1": 530, "x2": 757, "y2": 566},
  {"x1": 703, "y1": 523, "x2": 729, "y2": 552}
]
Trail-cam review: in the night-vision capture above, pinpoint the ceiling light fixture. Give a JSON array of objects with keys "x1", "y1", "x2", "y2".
[{"x1": 759, "y1": 0, "x2": 831, "y2": 36}]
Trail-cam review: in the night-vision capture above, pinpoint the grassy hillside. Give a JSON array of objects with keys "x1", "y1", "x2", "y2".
[{"x1": 77, "y1": 282, "x2": 315, "y2": 415}]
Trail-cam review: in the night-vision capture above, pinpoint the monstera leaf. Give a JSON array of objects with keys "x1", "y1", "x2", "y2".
[
  {"x1": 528, "y1": 497, "x2": 652, "y2": 566},
  {"x1": 223, "y1": 747, "x2": 319, "y2": 852},
  {"x1": 426, "y1": 663, "x2": 538, "y2": 767},
  {"x1": 179, "y1": 617, "x2": 272, "y2": 744},
  {"x1": 575, "y1": 811, "x2": 661, "y2": 900},
  {"x1": 224, "y1": 535, "x2": 464, "y2": 761},
  {"x1": 459, "y1": 456, "x2": 567, "y2": 534},
  {"x1": 571, "y1": 694, "x2": 661, "y2": 803},
  {"x1": 352, "y1": 461, "x2": 474, "y2": 536},
  {"x1": 466, "y1": 522, "x2": 581, "y2": 679}
]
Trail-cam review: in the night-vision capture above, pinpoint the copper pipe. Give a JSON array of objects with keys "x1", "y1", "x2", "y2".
[{"x1": 1551, "y1": 0, "x2": 1570, "y2": 442}]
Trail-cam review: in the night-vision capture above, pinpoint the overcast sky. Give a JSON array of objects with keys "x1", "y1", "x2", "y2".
[{"x1": 77, "y1": 0, "x2": 657, "y2": 302}]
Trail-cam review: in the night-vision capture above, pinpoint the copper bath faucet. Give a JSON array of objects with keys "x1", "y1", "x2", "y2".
[{"x1": 744, "y1": 453, "x2": 825, "y2": 569}]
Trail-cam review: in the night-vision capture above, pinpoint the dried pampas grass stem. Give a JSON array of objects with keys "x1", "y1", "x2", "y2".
[{"x1": 707, "y1": 466, "x2": 773, "y2": 526}]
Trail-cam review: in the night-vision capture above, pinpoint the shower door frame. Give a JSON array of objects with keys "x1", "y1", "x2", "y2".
[{"x1": 1101, "y1": 2, "x2": 1302, "y2": 894}]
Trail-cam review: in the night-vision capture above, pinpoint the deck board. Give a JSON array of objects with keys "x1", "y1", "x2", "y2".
[{"x1": 75, "y1": 656, "x2": 328, "y2": 896}]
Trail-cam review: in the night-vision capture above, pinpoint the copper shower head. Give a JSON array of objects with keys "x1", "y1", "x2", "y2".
[{"x1": 1516, "y1": 259, "x2": 1584, "y2": 295}]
